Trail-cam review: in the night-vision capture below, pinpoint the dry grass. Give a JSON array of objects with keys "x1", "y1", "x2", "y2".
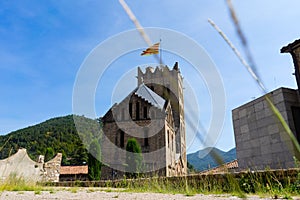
[{"x1": 0, "y1": 173, "x2": 42, "y2": 192}]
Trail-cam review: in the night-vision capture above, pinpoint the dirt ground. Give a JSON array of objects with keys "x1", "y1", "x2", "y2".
[{"x1": 0, "y1": 188, "x2": 292, "y2": 200}]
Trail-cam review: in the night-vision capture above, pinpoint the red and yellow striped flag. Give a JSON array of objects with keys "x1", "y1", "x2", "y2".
[{"x1": 141, "y1": 43, "x2": 160, "y2": 56}]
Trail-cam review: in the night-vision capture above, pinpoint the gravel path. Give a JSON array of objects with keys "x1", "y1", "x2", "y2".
[{"x1": 0, "y1": 188, "x2": 293, "y2": 200}]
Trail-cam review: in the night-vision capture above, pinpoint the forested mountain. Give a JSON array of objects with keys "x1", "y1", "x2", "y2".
[
  {"x1": 187, "y1": 147, "x2": 236, "y2": 171},
  {"x1": 0, "y1": 115, "x2": 101, "y2": 166},
  {"x1": 0, "y1": 115, "x2": 236, "y2": 172}
]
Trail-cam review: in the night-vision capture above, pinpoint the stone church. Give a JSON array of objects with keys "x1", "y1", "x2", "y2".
[{"x1": 101, "y1": 62, "x2": 187, "y2": 179}]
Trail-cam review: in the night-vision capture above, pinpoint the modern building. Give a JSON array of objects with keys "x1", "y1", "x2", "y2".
[{"x1": 233, "y1": 39, "x2": 300, "y2": 170}]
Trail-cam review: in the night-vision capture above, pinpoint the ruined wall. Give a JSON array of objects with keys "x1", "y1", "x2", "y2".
[
  {"x1": 43, "y1": 153, "x2": 62, "y2": 182},
  {"x1": 0, "y1": 149, "x2": 43, "y2": 182},
  {"x1": 0, "y1": 149, "x2": 62, "y2": 182},
  {"x1": 233, "y1": 87, "x2": 300, "y2": 170}
]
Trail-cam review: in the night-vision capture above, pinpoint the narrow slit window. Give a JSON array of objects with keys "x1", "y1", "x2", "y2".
[
  {"x1": 129, "y1": 103, "x2": 132, "y2": 118},
  {"x1": 144, "y1": 129, "x2": 149, "y2": 147},
  {"x1": 136, "y1": 102, "x2": 140, "y2": 120},
  {"x1": 120, "y1": 131, "x2": 124, "y2": 148},
  {"x1": 143, "y1": 106, "x2": 148, "y2": 119}
]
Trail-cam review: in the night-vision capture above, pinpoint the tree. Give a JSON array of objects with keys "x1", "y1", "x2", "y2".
[
  {"x1": 72, "y1": 145, "x2": 88, "y2": 166},
  {"x1": 88, "y1": 139, "x2": 102, "y2": 180},
  {"x1": 187, "y1": 161, "x2": 195, "y2": 174},
  {"x1": 44, "y1": 147, "x2": 55, "y2": 161},
  {"x1": 0, "y1": 115, "x2": 101, "y2": 166},
  {"x1": 125, "y1": 138, "x2": 143, "y2": 178}
]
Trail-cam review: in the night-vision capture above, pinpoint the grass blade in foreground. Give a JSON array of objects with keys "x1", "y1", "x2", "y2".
[
  {"x1": 208, "y1": 18, "x2": 300, "y2": 155},
  {"x1": 265, "y1": 95, "x2": 300, "y2": 153}
]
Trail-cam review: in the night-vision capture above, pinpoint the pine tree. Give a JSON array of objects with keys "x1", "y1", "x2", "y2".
[
  {"x1": 44, "y1": 147, "x2": 55, "y2": 161},
  {"x1": 88, "y1": 139, "x2": 101, "y2": 180}
]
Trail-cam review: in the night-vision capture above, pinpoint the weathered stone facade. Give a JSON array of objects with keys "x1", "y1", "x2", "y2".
[
  {"x1": 233, "y1": 88, "x2": 300, "y2": 170},
  {"x1": 101, "y1": 63, "x2": 187, "y2": 179},
  {"x1": 137, "y1": 63, "x2": 187, "y2": 172},
  {"x1": 0, "y1": 148, "x2": 62, "y2": 182}
]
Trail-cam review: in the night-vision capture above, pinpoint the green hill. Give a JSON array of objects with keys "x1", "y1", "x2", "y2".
[
  {"x1": 187, "y1": 147, "x2": 236, "y2": 171},
  {"x1": 0, "y1": 115, "x2": 101, "y2": 166}
]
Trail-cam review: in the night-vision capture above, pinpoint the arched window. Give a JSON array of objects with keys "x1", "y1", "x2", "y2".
[
  {"x1": 171, "y1": 134, "x2": 174, "y2": 152},
  {"x1": 143, "y1": 106, "x2": 148, "y2": 119},
  {"x1": 167, "y1": 130, "x2": 170, "y2": 147},
  {"x1": 129, "y1": 103, "x2": 132, "y2": 118}
]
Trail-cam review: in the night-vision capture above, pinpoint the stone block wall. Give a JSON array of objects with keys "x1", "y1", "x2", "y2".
[
  {"x1": 233, "y1": 87, "x2": 300, "y2": 170},
  {"x1": 43, "y1": 153, "x2": 62, "y2": 182}
]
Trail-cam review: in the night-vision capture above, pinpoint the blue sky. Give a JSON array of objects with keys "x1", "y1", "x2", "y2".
[{"x1": 1, "y1": 1, "x2": 300, "y2": 153}]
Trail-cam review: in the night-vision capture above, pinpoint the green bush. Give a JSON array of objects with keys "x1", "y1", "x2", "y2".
[{"x1": 125, "y1": 138, "x2": 143, "y2": 178}]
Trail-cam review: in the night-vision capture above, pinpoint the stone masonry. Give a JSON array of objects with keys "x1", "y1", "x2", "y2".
[
  {"x1": 42, "y1": 153, "x2": 62, "y2": 182},
  {"x1": 101, "y1": 63, "x2": 187, "y2": 179},
  {"x1": 233, "y1": 87, "x2": 300, "y2": 170},
  {"x1": 137, "y1": 63, "x2": 187, "y2": 171},
  {"x1": 101, "y1": 84, "x2": 177, "y2": 179}
]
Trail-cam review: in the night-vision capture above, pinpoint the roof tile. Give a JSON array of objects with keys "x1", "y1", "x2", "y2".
[{"x1": 60, "y1": 166, "x2": 88, "y2": 175}]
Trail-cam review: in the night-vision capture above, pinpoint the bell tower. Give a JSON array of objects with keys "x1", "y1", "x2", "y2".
[{"x1": 137, "y1": 62, "x2": 187, "y2": 173}]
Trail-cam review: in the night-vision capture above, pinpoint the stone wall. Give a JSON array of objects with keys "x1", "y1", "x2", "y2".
[
  {"x1": 233, "y1": 87, "x2": 300, "y2": 170},
  {"x1": 101, "y1": 99, "x2": 169, "y2": 179},
  {"x1": 51, "y1": 169, "x2": 300, "y2": 192},
  {"x1": 101, "y1": 83, "x2": 182, "y2": 179},
  {"x1": 43, "y1": 153, "x2": 62, "y2": 182}
]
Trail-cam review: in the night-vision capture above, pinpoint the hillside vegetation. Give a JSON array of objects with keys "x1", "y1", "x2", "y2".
[
  {"x1": 187, "y1": 147, "x2": 236, "y2": 171},
  {"x1": 0, "y1": 114, "x2": 235, "y2": 171},
  {"x1": 0, "y1": 115, "x2": 101, "y2": 166}
]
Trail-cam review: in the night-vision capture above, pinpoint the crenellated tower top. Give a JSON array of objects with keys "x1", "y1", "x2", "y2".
[{"x1": 137, "y1": 62, "x2": 183, "y2": 88}]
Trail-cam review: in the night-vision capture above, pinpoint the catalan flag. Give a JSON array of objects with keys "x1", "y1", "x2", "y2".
[{"x1": 141, "y1": 42, "x2": 160, "y2": 56}]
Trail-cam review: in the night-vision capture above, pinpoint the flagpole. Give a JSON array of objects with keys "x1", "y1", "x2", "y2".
[{"x1": 159, "y1": 38, "x2": 162, "y2": 66}]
